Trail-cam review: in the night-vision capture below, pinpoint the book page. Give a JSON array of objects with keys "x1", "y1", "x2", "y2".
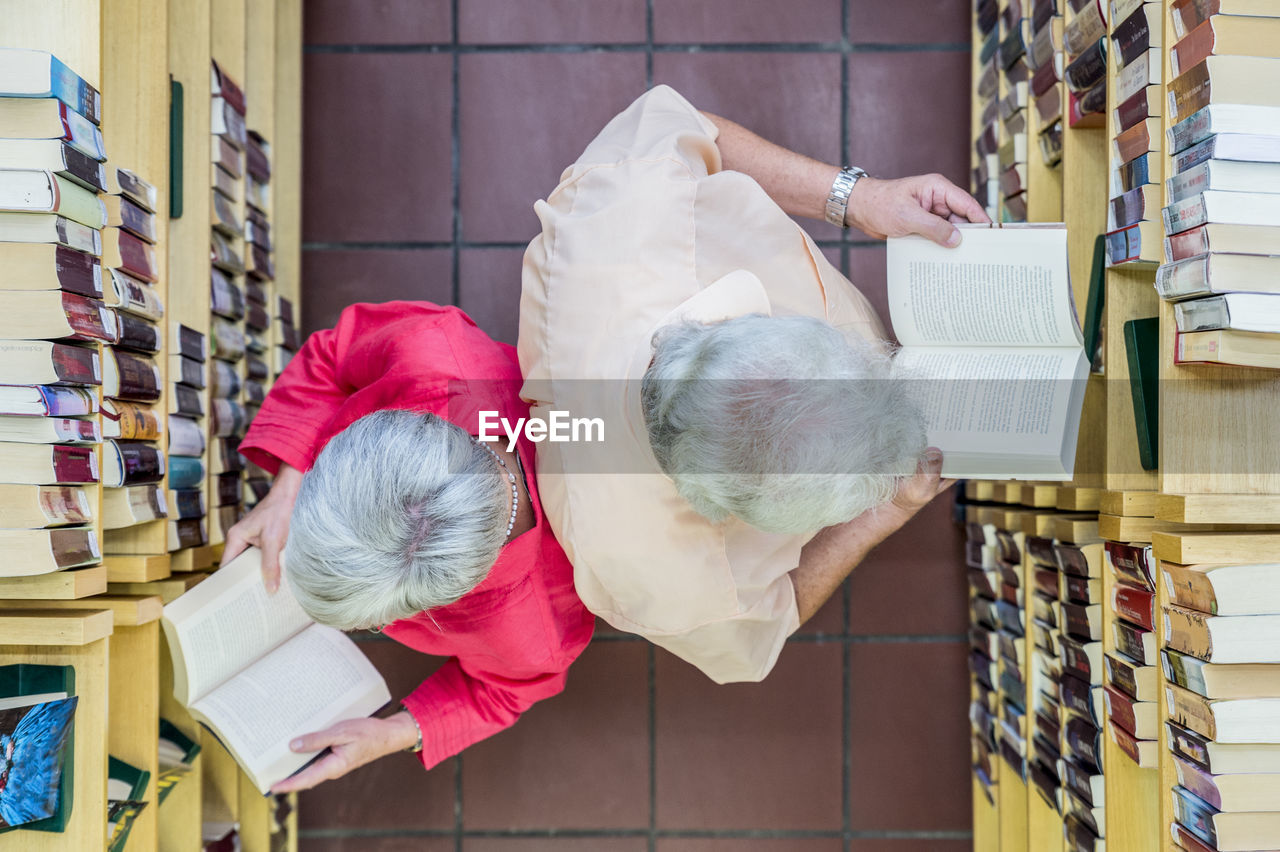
[
  {"x1": 161, "y1": 547, "x2": 312, "y2": 706},
  {"x1": 887, "y1": 227, "x2": 1081, "y2": 349},
  {"x1": 895, "y1": 345, "x2": 1088, "y2": 477},
  {"x1": 191, "y1": 624, "x2": 391, "y2": 793}
]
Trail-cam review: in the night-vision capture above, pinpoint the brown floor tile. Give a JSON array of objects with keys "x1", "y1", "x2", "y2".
[
  {"x1": 849, "y1": 0, "x2": 970, "y2": 45},
  {"x1": 298, "y1": 838, "x2": 454, "y2": 852},
  {"x1": 848, "y1": 840, "x2": 972, "y2": 852},
  {"x1": 658, "y1": 839, "x2": 843, "y2": 852},
  {"x1": 304, "y1": 0, "x2": 451, "y2": 45},
  {"x1": 797, "y1": 585, "x2": 844, "y2": 635},
  {"x1": 848, "y1": 642, "x2": 970, "y2": 832},
  {"x1": 465, "y1": 839, "x2": 648, "y2": 852},
  {"x1": 848, "y1": 497, "x2": 966, "y2": 636},
  {"x1": 652, "y1": 52, "x2": 844, "y2": 242},
  {"x1": 303, "y1": 53, "x2": 453, "y2": 243},
  {"x1": 459, "y1": 53, "x2": 647, "y2": 243},
  {"x1": 461, "y1": 641, "x2": 650, "y2": 829},
  {"x1": 846, "y1": 51, "x2": 971, "y2": 188},
  {"x1": 299, "y1": 641, "x2": 455, "y2": 831},
  {"x1": 459, "y1": 248, "x2": 524, "y2": 345},
  {"x1": 300, "y1": 249, "x2": 453, "y2": 335},
  {"x1": 653, "y1": 0, "x2": 841, "y2": 43},
  {"x1": 460, "y1": 0, "x2": 646, "y2": 44},
  {"x1": 847, "y1": 245, "x2": 890, "y2": 341},
  {"x1": 655, "y1": 643, "x2": 842, "y2": 830}
]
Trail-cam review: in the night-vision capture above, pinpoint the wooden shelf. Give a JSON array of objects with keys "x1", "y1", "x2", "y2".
[
  {"x1": 0, "y1": 609, "x2": 114, "y2": 646},
  {"x1": 105, "y1": 553, "x2": 173, "y2": 583},
  {"x1": 1151, "y1": 531, "x2": 1280, "y2": 565},
  {"x1": 1054, "y1": 486, "x2": 1102, "y2": 512},
  {"x1": 1156, "y1": 493, "x2": 1280, "y2": 525},
  {"x1": 0, "y1": 594, "x2": 161, "y2": 626},
  {"x1": 0, "y1": 564, "x2": 108, "y2": 600},
  {"x1": 1099, "y1": 490, "x2": 1159, "y2": 518},
  {"x1": 110, "y1": 573, "x2": 206, "y2": 604}
]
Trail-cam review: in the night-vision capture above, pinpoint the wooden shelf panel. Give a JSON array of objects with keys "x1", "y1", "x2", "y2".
[
  {"x1": 110, "y1": 573, "x2": 206, "y2": 604},
  {"x1": 1151, "y1": 531, "x2": 1280, "y2": 565},
  {"x1": 1099, "y1": 490, "x2": 1159, "y2": 518},
  {"x1": 0, "y1": 594, "x2": 161, "y2": 626},
  {"x1": 105, "y1": 553, "x2": 173, "y2": 583},
  {"x1": 1156, "y1": 493, "x2": 1280, "y2": 525},
  {"x1": 0, "y1": 609, "x2": 113, "y2": 646},
  {"x1": 0, "y1": 564, "x2": 108, "y2": 600},
  {"x1": 1055, "y1": 487, "x2": 1102, "y2": 512}
]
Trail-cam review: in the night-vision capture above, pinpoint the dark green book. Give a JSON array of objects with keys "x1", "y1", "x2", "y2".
[
  {"x1": 1082, "y1": 233, "x2": 1107, "y2": 373},
  {"x1": 0, "y1": 664, "x2": 77, "y2": 833},
  {"x1": 1124, "y1": 317, "x2": 1159, "y2": 471},
  {"x1": 156, "y1": 718, "x2": 200, "y2": 804},
  {"x1": 107, "y1": 756, "x2": 149, "y2": 852}
]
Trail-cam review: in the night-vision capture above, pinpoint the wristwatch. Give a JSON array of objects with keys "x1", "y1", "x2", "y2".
[{"x1": 825, "y1": 166, "x2": 869, "y2": 229}]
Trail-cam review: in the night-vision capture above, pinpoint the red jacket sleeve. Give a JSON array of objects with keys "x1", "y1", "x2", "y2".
[{"x1": 238, "y1": 311, "x2": 356, "y2": 475}]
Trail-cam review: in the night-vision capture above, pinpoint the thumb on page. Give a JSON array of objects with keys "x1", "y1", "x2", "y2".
[{"x1": 905, "y1": 205, "x2": 961, "y2": 248}]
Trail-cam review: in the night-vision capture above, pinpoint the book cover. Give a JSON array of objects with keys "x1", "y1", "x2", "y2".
[
  {"x1": 1123, "y1": 317, "x2": 1158, "y2": 471},
  {"x1": 0, "y1": 49, "x2": 100, "y2": 124},
  {"x1": 0, "y1": 663, "x2": 76, "y2": 834}
]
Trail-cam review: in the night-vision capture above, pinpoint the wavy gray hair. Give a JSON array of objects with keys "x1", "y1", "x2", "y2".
[
  {"x1": 641, "y1": 314, "x2": 926, "y2": 535},
  {"x1": 284, "y1": 409, "x2": 510, "y2": 630}
]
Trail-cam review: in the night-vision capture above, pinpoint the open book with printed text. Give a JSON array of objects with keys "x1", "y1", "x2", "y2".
[
  {"x1": 161, "y1": 548, "x2": 391, "y2": 793},
  {"x1": 887, "y1": 224, "x2": 1087, "y2": 480}
]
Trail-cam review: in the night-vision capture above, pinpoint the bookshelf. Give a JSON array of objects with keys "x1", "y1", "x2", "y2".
[
  {"x1": 966, "y1": 1, "x2": 1280, "y2": 851},
  {"x1": 0, "y1": 0, "x2": 301, "y2": 848}
]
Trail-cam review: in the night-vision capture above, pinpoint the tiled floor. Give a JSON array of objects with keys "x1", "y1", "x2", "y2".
[{"x1": 299, "y1": 2, "x2": 972, "y2": 850}]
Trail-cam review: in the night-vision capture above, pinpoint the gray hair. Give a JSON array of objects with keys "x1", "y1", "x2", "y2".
[
  {"x1": 641, "y1": 314, "x2": 926, "y2": 535},
  {"x1": 284, "y1": 409, "x2": 510, "y2": 630}
]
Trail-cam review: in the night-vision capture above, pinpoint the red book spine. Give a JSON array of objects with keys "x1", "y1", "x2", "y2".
[
  {"x1": 39, "y1": 486, "x2": 90, "y2": 524},
  {"x1": 1171, "y1": 20, "x2": 1217, "y2": 77},
  {"x1": 1109, "y1": 719, "x2": 1143, "y2": 764},
  {"x1": 115, "y1": 229, "x2": 158, "y2": 282},
  {"x1": 51, "y1": 445, "x2": 98, "y2": 483},
  {"x1": 1166, "y1": 225, "x2": 1210, "y2": 262},
  {"x1": 61, "y1": 292, "x2": 113, "y2": 342},
  {"x1": 53, "y1": 245, "x2": 102, "y2": 298},
  {"x1": 1032, "y1": 60, "x2": 1060, "y2": 97},
  {"x1": 50, "y1": 342, "x2": 101, "y2": 385},
  {"x1": 1113, "y1": 583, "x2": 1156, "y2": 631},
  {"x1": 1105, "y1": 684, "x2": 1139, "y2": 737},
  {"x1": 1113, "y1": 88, "x2": 1150, "y2": 133},
  {"x1": 1104, "y1": 541, "x2": 1154, "y2": 589},
  {"x1": 1114, "y1": 121, "x2": 1152, "y2": 165},
  {"x1": 1172, "y1": 824, "x2": 1217, "y2": 852}
]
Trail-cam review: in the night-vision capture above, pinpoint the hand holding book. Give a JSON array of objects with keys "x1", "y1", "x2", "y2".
[
  {"x1": 221, "y1": 462, "x2": 302, "y2": 594},
  {"x1": 268, "y1": 711, "x2": 419, "y2": 794},
  {"x1": 846, "y1": 174, "x2": 992, "y2": 246}
]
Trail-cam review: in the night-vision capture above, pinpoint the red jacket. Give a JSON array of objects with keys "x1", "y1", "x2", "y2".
[{"x1": 240, "y1": 301, "x2": 596, "y2": 769}]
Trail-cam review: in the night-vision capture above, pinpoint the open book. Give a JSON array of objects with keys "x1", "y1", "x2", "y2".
[
  {"x1": 887, "y1": 224, "x2": 1087, "y2": 479},
  {"x1": 160, "y1": 548, "x2": 391, "y2": 794}
]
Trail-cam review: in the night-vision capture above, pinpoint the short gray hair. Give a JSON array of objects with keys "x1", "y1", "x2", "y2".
[
  {"x1": 641, "y1": 314, "x2": 926, "y2": 535},
  {"x1": 284, "y1": 410, "x2": 510, "y2": 630}
]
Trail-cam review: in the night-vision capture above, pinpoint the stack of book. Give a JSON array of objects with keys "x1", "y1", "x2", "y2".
[
  {"x1": 966, "y1": 511, "x2": 1001, "y2": 806},
  {"x1": 973, "y1": 0, "x2": 1002, "y2": 218},
  {"x1": 1061, "y1": 0, "x2": 1106, "y2": 128},
  {"x1": 0, "y1": 48, "x2": 111, "y2": 580},
  {"x1": 168, "y1": 323, "x2": 208, "y2": 553},
  {"x1": 1102, "y1": 542, "x2": 1160, "y2": 767},
  {"x1": 275, "y1": 294, "x2": 298, "y2": 376},
  {"x1": 1161, "y1": 540, "x2": 1280, "y2": 850},
  {"x1": 1105, "y1": 1, "x2": 1163, "y2": 265},
  {"x1": 1025, "y1": 531, "x2": 1067, "y2": 815},
  {"x1": 210, "y1": 60, "x2": 248, "y2": 544},
  {"x1": 98, "y1": 169, "x2": 169, "y2": 535},
  {"x1": 1156, "y1": 4, "x2": 1280, "y2": 370},
  {"x1": 1054, "y1": 532, "x2": 1107, "y2": 849},
  {"x1": 996, "y1": 0, "x2": 1032, "y2": 220},
  {"x1": 1027, "y1": 0, "x2": 1064, "y2": 167},
  {"x1": 993, "y1": 515, "x2": 1031, "y2": 796}
]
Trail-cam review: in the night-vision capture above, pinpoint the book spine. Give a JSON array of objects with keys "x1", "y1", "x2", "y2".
[
  {"x1": 1111, "y1": 6, "x2": 1152, "y2": 69},
  {"x1": 110, "y1": 401, "x2": 162, "y2": 441},
  {"x1": 49, "y1": 55, "x2": 101, "y2": 125},
  {"x1": 113, "y1": 229, "x2": 158, "y2": 282},
  {"x1": 1031, "y1": 58, "x2": 1061, "y2": 96},
  {"x1": 1032, "y1": 0, "x2": 1056, "y2": 31},
  {"x1": 1167, "y1": 162, "x2": 1211, "y2": 205},
  {"x1": 51, "y1": 417, "x2": 99, "y2": 443},
  {"x1": 171, "y1": 489, "x2": 205, "y2": 520},
  {"x1": 1104, "y1": 541, "x2": 1154, "y2": 588},
  {"x1": 1114, "y1": 120, "x2": 1152, "y2": 166},
  {"x1": 1168, "y1": 59, "x2": 1211, "y2": 123},
  {"x1": 1030, "y1": 22, "x2": 1058, "y2": 70},
  {"x1": 1104, "y1": 684, "x2": 1140, "y2": 736},
  {"x1": 51, "y1": 444, "x2": 98, "y2": 483},
  {"x1": 216, "y1": 471, "x2": 240, "y2": 506},
  {"x1": 1156, "y1": 255, "x2": 1209, "y2": 299},
  {"x1": 109, "y1": 269, "x2": 163, "y2": 320},
  {"x1": 1107, "y1": 654, "x2": 1142, "y2": 700},
  {"x1": 61, "y1": 292, "x2": 115, "y2": 342},
  {"x1": 1114, "y1": 584, "x2": 1156, "y2": 630},
  {"x1": 114, "y1": 313, "x2": 160, "y2": 354},
  {"x1": 110, "y1": 351, "x2": 161, "y2": 402},
  {"x1": 1170, "y1": 20, "x2": 1216, "y2": 79},
  {"x1": 36, "y1": 385, "x2": 97, "y2": 417},
  {"x1": 114, "y1": 440, "x2": 165, "y2": 486},
  {"x1": 1175, "y1": 758, "x2": 1227, "y2": 818},
  {"x1": 1173, "y1": 135, "x2": 1216, "y2": 174},
  {"x1": 1110, "y1": 0, "x2": 1145, "y2": 27},
  {"x1": 1162, "y1": 194, "x2": 1208, "y2": 235},
  {"x1": 171, "y1": 384, "x2": 203, "y2": 417},
  {"x1": 1065, "y1": 38, "x2": 1107, "y2": 94},
  {"x1": 1165, "y1": 225, "x2": 1210, "y2": 262},
  {"x1": 1115, "y1": 49, "x2": 1157, "y2": 104},
  {"x1": 167, "y1": 456, "x2": 205, "y2": 490},
  {"x1": 1115, "y1": 618, "x2": 1154, "y2": 664},
  {"x1": 1064, "y1": 0, "x2": 1105, "y2": 56},
  {"x1": 1063, "y1": 575, "x2": 1095, "y2": 604},
  {"x1": 52, "y1": 244, "x2": 103, "y2": 298},
  {"x1": 1061, "y1": 673, "x2": 1096, "y2": 721},
  {"x1": 1168, "y1": 720, "x2": 1212, "y2": 766},
  {"x1": 1066, "y1": 717, "x2": 1102, "y2": 771},
  {"x1": 1109, "y1": 721, "x2": 1144, "y2": 765},
  {"x1": 1164, "y1": 607, "x2": 1213, "y2": 660},
  {"x1": 1167, "y1": 107, "x2": 1213, "y2": 154},
  {"x1": 1161, "y1": 649, "x2": 1210, "y2": 696},
  {"x1": 1063, "y1": 761, "x2": 1101, "y2": 807},
  {"x1": 1062, "y1": 640, "x2": 1099, "y2": 684},
  {"x1": 1161, "y1": 563, "x2": 1220, "y2": 614},
  {"x1": 1171, "y1": 787, "x2": 1222, "y2": 849},
  {"x1": 1170, "y1": 0, "x2": 1219, "y2": 40},
  {"x1": 1167, "y1": 684, "x2": 1219, "y2": 741},
  {"x1": 1114, "y1": 88, "x2": 1152, "y2": 133}
]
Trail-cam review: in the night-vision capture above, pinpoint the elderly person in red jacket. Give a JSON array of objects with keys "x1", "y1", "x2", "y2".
[{"x1": 223, "y1": 300, "x2": 595, "y2": 792}]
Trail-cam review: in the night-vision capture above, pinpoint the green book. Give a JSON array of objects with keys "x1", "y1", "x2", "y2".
[
  {"x1": 1082, "y1": 233, "x2": 1107, "y2": 373},
  {"x1": 0, "y1": 664, "x2": 77, "y2": 834},
  {"x1": 1124, "y1": 317, "x2": 1159, "y2": 471},
  {"x1": 107, "y1": 756, "x2": 149, "y2": 852},
  {"x1": 156, "y1": 718, "x2": 200, "y2": 804}
]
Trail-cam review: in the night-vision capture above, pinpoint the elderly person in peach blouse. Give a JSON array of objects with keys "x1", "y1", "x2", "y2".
[{"x1": 518, "y1": 85, "x2": 989, "y2": 683}]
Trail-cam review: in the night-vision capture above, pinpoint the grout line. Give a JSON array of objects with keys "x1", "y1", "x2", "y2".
[
  {"x1": 303, "y1": 41, "x2": 971, "y2": 54},
  {"x1": 297, "y1": 828, "x2": 973, "y2": 839},
  {"x1": 303, "y1": 238, "x2": 881, "y2": 251},
  {"x1": 648, "y1": 642, "x2": 658, "y2": 852},
  {"x1": 840, "y1": 4, "x2": 852, "y2": 845},
  {"x1": 450, "y1": 0, "x2": 462, "y2": 311},
  {"x1": 644, "y1": 0, "x2": 654, "y2": 88}
]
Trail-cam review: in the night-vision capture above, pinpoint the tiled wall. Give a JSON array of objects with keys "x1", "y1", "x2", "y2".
[{"x1": 299, "y1": 2, "x2": 972, "y2": 850}]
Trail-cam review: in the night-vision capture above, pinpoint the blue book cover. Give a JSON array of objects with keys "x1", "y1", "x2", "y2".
[
  {"x1": 0, "y1": 49, "x2": 101, "y2": 125},
  {"x1": 167, "y1": 454, "x2": 205, "y2": 490}
]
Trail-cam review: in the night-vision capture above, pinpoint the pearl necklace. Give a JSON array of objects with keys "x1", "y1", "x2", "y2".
[{"x1": 478, "y1": 443, "x2": 519, "y2": 539}]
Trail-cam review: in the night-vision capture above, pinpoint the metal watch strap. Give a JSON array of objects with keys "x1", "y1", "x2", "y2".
[
  {"x1": 402, "y1": 703, "x2": 423, "y2": 753},
  {"x1": 825, "y1": 166, "x2": 868, "y2": 228}
]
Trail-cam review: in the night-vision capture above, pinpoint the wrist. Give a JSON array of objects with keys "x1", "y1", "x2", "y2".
[{"x1": 387, "y1": 709, "x2": 422, "y2": 753}]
